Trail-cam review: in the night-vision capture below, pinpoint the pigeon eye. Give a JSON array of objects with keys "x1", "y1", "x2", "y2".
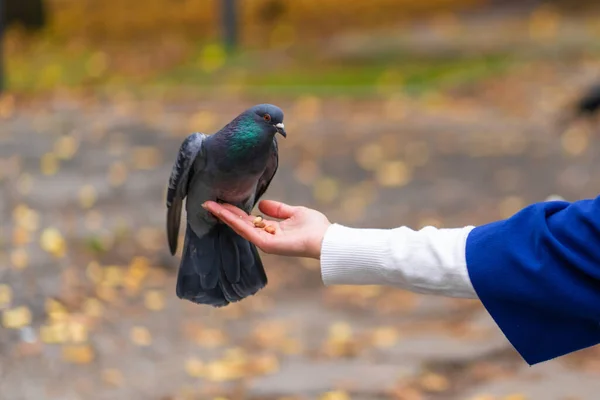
[{"x1": 263, "y1": 114, "x2": 271, "y2": 122}]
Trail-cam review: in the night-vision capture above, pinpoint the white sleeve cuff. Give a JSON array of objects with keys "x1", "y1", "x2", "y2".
[{"x1": 320, "y1": 223, "x2": 478, "y2": 299}]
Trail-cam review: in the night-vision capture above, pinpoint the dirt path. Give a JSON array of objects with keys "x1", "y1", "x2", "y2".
[{"x1": 2, "y1": 69, "x2": 600, "y2": 399}]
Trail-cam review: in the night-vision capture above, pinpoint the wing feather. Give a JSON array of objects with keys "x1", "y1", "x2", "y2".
[{"x1": 166, "y1": 132, "x2": 208, "y2": 255}]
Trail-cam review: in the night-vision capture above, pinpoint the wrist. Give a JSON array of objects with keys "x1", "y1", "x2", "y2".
[{"x1": 309, "y1": 222, "x2": 331, "y2": 259}]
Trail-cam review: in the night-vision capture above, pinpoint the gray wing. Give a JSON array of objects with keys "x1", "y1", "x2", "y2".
[
  {"x1": 253, "y1": 137, "x2": 279, "y2": 208},
  {"x1": 166, "y1": 132, "x2": 208, "y2": 255}
]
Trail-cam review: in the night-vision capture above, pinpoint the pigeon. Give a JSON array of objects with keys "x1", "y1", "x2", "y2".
[
  {"x1": 166, "y1": 104, "x2": 286, "y2": 307},
  {"x1": 574, "y1": 83, "x2": 600, "y2": 118},
  {"x1": 557, "y1": 83, "x2": 600, "y2": 131}
]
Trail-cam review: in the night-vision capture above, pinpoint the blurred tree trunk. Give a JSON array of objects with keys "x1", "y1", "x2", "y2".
[
  {"x1": 4, "y1": 0, "x2": 46, "y2": 30},
  {"x1": 0, "y1": 0, "x2": 47, "y2": 92},
  {"x1": 0, "y1": 0, "x2": 3, "y2": 93},
  {"x1": 222, "y1": 0, "x2": 237, "y2": 53}
]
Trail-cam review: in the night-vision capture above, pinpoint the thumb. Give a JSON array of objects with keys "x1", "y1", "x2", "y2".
[{"x1": 258, "y1": 200, "x2": 296, "y2": 220}]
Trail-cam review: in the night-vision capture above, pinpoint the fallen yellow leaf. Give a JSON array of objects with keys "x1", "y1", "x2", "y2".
[
  {"x1": 103, "y1": 265, "x2": 124, "y2": 287},
  {"x1": 68, "y1": 320, "x2": 89, "y2": 343},
  {"x1": 324, "y1": 321, "x2": 358, "y2": 357},
  {"x1": 108, "y1": 161, "x2": 128, "y2": 187},
  {"x1": 319, "y1": 390, "x2": 351, "y2": 400},
  {"x1": 355, "y1": 143, "x2": 384, "y2": 171},
  {"x1": 96, "y1": 282, "x2": 118, "y2": 303},
  {"x1": 375, "y1": 161, "x2": 411, "y2": 187},
  {"x1": 40, "y1": 322, "x2": 69, "y2": 344},
  {"x1": 293, "y1": 159, "x2": 321, "y2": 185},
  {"x1": 251, "y1": 353, "x2": 280, "y2": 375},
  {"x1": 144, "y1": 290, "x2": 166, "y2": 311},
  {"x1": 252, "y1": 320, "x2": 288, "y2": 347},
  {"x1": 54, "y1": 135, "x2": 79, "y2": 160},
  {"x1": 503, "y1": 394, "x2": 528, "y2": 400},
  {"x1": 0, "y1": 284, "x2": 13, "y2": 307},
  {"x1": 45, "y1": 298, "x2": 68, "y2": 323},
  {"x1": 62, "y1": 344, "x2": 95, "y2": 364},
  {"x1": 40, "y1": 228, "x2": 66, "y2": 258},
  {"x1": 370, "y1": 326, "x2": 399, "y2": 348},
  {"x1": 469, "y1": 395, "x2": 496, "y2": 400},
  {"x1": 102, "y1": 368, "x2": 124, "y2": 387},
  {"x1": 2, "y1": 306, "x2": 31, "y2": 328},
  {"x1": 13, "y1": 204, "x2": 39, "y2": 231},
  {"x1": 419, "y1": 372, "x2": 450, "y2": 392},
  {"x1": 82, "y1": 297, "x2": 104, "y2": 318},
  {"x1": 194, "y1": 328, "x2": 227, "y2": 348},
  {"x1": 130, "y1": 326, "x2": 152, "y2": 346},
  {"x1": 281, "y1": 338, "x2": 303, "y2": 355},
  {"x1": 203, "y1": 359, "x2": 246, "y2": 382},
  {"x1": 10, "y1": 248, "x2": 28, "y2": 269},
  {"x1": 0, "y1": 94, "x2": 15, "y2": 118},
  {"x1": 12, "y1": 226, "x2": 31, "y2": 246},
  {"x1": 293, "y1": 95, "x2": 322, "y2": 122},
  {"x1": 313, "y1": 177, "x2": 339, "y2": 205},
  {"x1": 86, "y1": 261, "x2": 103, "y2": 284},
  {"x1": 561, "y1": 124, "x2": 589, "y2": 156},
  {"x1": 184, "y1": 357, "x2": 205, "y2": 378},
  {"x1": 528, "y1": 5, "x2": 560, "y2": 40},
  {"x1": 188, "y1": 110, "x2": 216, "y2": 132},
  {"x1": 40, "y1": 153, "x2": 59, "y2": 175},
  {"x1": 78, "y1": 185, "x2": 98, "y2": 209},
  {"x1": 132, "y1": 146, "x2": 162, "y2": 170}
]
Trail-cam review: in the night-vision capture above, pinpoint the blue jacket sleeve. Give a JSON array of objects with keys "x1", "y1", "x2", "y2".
[{"x1": 466, "y1": 196, "x2": 600, "y2": 365}]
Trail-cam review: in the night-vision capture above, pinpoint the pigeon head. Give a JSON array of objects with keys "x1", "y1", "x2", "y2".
[{"x1": 245, "y1": 104, "x2": 286, "y2": 138}]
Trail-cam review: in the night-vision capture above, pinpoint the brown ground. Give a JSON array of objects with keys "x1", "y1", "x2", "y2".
[{"x1": 3, "y1": 22, "x2": 600, "y2": 400}]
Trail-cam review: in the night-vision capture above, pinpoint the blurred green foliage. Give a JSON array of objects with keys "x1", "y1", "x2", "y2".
[
  {"x1": 41, "y1": 0, "x2": 483, "y2": 44},
  {"x1": 3, "y1": 0, "x2": 600, "y2": 96}
]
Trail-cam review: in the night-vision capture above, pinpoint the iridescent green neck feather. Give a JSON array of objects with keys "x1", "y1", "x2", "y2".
[{"x1": 228, "y1": 115, "x2": 264, "y2": 155}]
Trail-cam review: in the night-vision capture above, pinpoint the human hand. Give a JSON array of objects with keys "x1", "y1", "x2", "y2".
[{"x1": 202, "y1": 200, "x2": 331, "y2": 259}]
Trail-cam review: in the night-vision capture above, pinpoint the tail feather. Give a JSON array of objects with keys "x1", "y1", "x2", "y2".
[
  {"x1": 185, "y1": 226, "x2": 220, "y2": 290},
  {"x1": 229, "y1": 236, "x2": 266, "y2": 299},
  {"x1": 219, "y1": 226, "x2": 241, "y2": 283},
  {"x1": 176, "y1": 229, "x2": 227, "y2": 307},
  {"x1": 176, "y1": 223, "x2": 268, "y2": 307},
  {"x1": 250, "y1": 243, "x2": 268, "y2": 285}
]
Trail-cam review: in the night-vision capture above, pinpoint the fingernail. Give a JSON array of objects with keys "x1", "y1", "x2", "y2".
[{"x1": 202, "y1": 202, "x2": 208, "y2": 209}]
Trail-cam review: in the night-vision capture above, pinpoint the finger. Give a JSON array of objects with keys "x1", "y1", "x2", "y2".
[
  {"x1": 258, "y1": 200, "x2": 297, "y2": 220},
  {"x1": 219, "y1": 203, "x2": 256, "y2": 222},
  {"x1": 203, "y1": 201, "x2": 252, "y2": 222},
  {"x1": 202, "y1": 201, "x2": 227, "y2": 216},
  {"x1": 209, "y1": 206, "x2": 268, "y2": 245}
]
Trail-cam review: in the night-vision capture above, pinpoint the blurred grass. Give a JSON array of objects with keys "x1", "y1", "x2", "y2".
[
  {"x1": 6, "y1": 0, "x2": 600, "y2": 98},
  {"x1": 2, "y1": 0, "x2": 512, "y2": 97},
  {"x1": 163, "y1": 50, "x2": 512, "y2": 95},
  {"x1": 5, "y1": 34, "x2": 514, "y2": 97}
]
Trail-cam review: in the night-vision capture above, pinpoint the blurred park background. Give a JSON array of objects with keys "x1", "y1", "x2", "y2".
[{"x1": 3, "y1": 0, "x2": 600, "y2": 399}]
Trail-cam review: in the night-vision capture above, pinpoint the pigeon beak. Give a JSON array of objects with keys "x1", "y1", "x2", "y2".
[{"x1": 275, "y1": 123, "x2": 287, "y2": 138}]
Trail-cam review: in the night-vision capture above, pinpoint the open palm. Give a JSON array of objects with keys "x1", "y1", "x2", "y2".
[{"x1": 202, "y1": 199, "x2": 331, "y2": 259}]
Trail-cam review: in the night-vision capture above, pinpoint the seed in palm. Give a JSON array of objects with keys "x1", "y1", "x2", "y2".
[{"x1": 253, "y1": 216, "x2": 266, "y2": 228}]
